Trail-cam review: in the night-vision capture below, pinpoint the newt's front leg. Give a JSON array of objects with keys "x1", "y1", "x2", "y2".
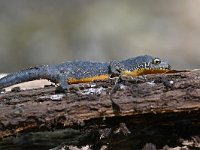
[
  {"x1": 109, "y1": 60, "x2": 126, "y2": 77},
  {"x1": 108, "y1": 60, "x2": 127, "y2": 111}
]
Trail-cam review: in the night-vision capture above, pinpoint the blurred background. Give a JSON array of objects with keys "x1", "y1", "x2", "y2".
[{"x1": 0, "y1": 0, "x2": 199, "y2": 72}]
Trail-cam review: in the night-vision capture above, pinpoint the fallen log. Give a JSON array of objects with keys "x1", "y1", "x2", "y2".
[{"x1": 0, "y1": 70, "x2": 200, "y2": 150}]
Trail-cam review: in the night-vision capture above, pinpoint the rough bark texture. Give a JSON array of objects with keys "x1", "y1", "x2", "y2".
[{"x1": 0, "y1": 70, "x2": 200, "y2": 150}]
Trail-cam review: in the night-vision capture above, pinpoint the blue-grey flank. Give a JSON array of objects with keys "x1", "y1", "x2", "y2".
[{"x1": 0, "y1": 55, "x2": 171, "y2": 90}]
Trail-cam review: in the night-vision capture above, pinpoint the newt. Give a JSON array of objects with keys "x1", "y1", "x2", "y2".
[{"x1": 0, "y1": 55, "x2": 172, "y2": 91}]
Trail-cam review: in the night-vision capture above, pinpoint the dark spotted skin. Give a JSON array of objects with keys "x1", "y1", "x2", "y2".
[{"x1": 0, "y1": 55, "x2": 171, "y2": 90}]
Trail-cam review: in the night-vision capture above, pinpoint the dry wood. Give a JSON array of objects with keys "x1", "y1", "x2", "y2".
[{"x1": 0, "y1": 70, "x2": 200, "y2": 149}]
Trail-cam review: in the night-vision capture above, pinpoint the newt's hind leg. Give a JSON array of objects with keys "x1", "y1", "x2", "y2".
[
  {"x1": 60, "y1": 76, "x2": 69, "y2": 90},
  {"x1": 56, "y1": 75, "x2": 69, "y2": 93}
]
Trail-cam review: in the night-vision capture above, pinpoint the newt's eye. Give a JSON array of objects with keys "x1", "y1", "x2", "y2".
[{"x1": 153, "y1": 58, "x2": 161, "y2": 65}]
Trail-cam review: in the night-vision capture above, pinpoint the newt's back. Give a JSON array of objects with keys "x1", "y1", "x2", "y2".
[{"x1": 53, "y1": 61, "x2": 109, "y2": 79}]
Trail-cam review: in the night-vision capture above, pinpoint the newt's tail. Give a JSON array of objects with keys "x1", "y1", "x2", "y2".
[{"x1": 0, "y1": 66, "x2": 48, "y2": 89}]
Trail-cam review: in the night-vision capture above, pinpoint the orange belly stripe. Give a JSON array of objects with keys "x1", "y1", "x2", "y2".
[
  {"x1": 68, "y1": 69, "x2": 171, "y2": 84},
  {"x1": 123, "y1": 69, "x2": 170, "y2": 76},
  {"x1": 68, "y1": 74, "x2": 110, "y2": 84}
]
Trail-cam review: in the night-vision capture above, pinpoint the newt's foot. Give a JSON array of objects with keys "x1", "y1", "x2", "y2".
[
  {"x1": 55, "y1": 75, "x2": 69, "y2": 93},
  {"x1": 55, "y1": 86, "x2": 68, "y2": 93}
]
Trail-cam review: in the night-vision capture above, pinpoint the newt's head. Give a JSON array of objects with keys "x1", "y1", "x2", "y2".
[
  {"x1": 135, "y1": 55, "x2": 171, "y2": 70},
  {"x1": 122, "y1": 55, "x2": 171, "y2": 76}
]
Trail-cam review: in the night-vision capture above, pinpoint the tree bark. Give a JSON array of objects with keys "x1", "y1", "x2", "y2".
[{"x1": 0, "y1": 70, "x2": 200, "y2": 149}]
